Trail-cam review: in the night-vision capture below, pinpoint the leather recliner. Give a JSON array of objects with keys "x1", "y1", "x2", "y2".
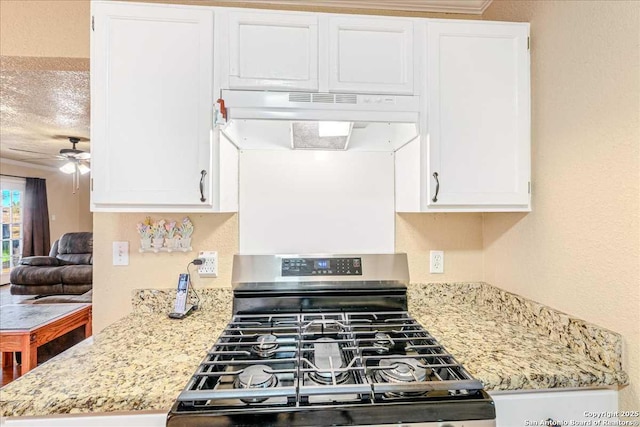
[{"x1": 9, "y1": 232, "x2": 93, "y2": 296}]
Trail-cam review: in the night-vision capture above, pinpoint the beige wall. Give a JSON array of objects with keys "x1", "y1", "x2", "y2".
[
  {"x1": 92, "y1": 213, "x2": 237, "y2": 330},
  {"x1": 396, "y1": 213, "x2": 484, "y2": 282},
  {"x1": 482, "y1": 0, "x2": 640, "y2": 410},
  {"x1": 92, "y1": 212, "x2": 483, "y2": 331},
  {"x1": 0, "y1": 0, "x2": 90, "y2": 58},
  {"x1": 0, "y1": 160, "x2": 92, "y2": 272}
]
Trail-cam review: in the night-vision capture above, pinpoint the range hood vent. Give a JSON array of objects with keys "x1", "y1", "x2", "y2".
[
  {"x1": 288, "y1": 92, "x2": 358, "y2": 105},
  {"x1": 221, "y1": 89, "x2": 420, "y2": 123}
]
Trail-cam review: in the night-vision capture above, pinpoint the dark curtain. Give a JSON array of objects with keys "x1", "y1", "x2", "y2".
[{"x1": 22, "y1": 178, "x2": 51, "y2": 257}]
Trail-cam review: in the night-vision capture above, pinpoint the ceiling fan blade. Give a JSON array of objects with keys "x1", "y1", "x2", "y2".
[
  {"x1": 9, "y1": 148, "x2": 66, "y2": 159},
  {"x1": 15, "y1": 157, "x2": 66, "y2": 161},
  {"x1": 75, "y1": 152, "x2": 91, "y2": 160},
  {"x1": 9, "y1": 147, "x2": 51, "y2": 155}
]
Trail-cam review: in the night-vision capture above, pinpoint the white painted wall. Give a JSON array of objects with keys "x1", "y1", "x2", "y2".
[{"x1": 239, "y1": 150, "x2": 395, "y2": 254}]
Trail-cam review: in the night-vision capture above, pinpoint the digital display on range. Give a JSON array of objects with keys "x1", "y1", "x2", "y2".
[
  {"x1": 315, "y1": 260, "x2": 329, "y2": 269},
  {"x1": 281, "y1": 257, "x2": 362, "y2": 276}
]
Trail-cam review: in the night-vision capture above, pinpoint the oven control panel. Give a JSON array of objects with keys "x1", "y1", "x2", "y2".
[{"x1": 281, "y1": 257, "x2": 362, "y2": 276}]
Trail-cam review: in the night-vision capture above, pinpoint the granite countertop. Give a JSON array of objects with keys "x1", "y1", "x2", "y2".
[{"x1": 0, "y1": 283, "x2": 627, "y2": 418}]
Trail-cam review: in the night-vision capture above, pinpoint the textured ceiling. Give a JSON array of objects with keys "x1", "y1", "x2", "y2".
[{"x1": 0, "y1": 56, "x2": 90, "y2": 168}]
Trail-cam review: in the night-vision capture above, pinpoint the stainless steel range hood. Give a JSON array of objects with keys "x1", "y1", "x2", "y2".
[{"x1": 219, "y1": 89, "x2": 420, "y2": 151}]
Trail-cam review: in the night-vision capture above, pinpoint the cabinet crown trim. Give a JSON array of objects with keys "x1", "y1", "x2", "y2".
[{"x1": 218, "y1": 0, "x2": 493, "y2": 15}]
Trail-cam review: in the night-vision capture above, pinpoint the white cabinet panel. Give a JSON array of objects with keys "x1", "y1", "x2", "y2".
[
  {"x1": 395, "y1": 137, "x2": 422, "y2": 212},
  {"x1": 91, "y1": 2, "x2": 218, "y2": 211},
  {"x1": 425, "y1": 21, "x2": 530, "y2": 210},
  {"x1": 218, "y1": 132, "x2": 239, "y2": 212},
  {"x1": 2, "y1": 411, "x2": 166, "y2": 426},
  {"x1": 329, "y1": 17, "x2": 414, "y2": 94},
  {"x1": 228, "y1": 12, "x2": 318, "y2": 90},
  {"x1": 491, "y1": 389, "x2": 618, "y2": 427}
]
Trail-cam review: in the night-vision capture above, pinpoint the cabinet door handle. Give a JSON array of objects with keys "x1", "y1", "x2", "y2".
[
  {"x1": 432, "y1": 172, "x2": 440, "y2": 203},
  {"x1": 199, "y1": 170, "x2": 207, "y2": 202}
]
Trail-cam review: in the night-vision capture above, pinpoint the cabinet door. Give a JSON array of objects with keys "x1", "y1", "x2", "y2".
[
  {"x1": 491, "y1": 389, "x2": 617, "y2": 426},
  {"x1": 329, "y1": 17, "x2": 414, "y2": 94},
  {"x1": 91, "y1": 2, "x2": 215, "y2": 209},
  {"x1": 425, "y1": 21, "x2": 530, "y2": 210},
  {"x1": 228, "y1": 12, "x2": 318, "y2": 91}
]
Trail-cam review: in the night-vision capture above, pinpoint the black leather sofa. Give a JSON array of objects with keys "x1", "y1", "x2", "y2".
[{"x1": 10, "y1": 232, "x2": 93, "y2": 296}]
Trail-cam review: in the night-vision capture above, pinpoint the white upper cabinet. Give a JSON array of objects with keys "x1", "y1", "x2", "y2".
[
  {"x1": 90, "y1": 2, "x2": 530, "y2": 213},
  {"x1": 91, "y1": 2, "x2": 235, "y2": 212},
  {"x1": 227, "y1": 11, "x2": 319, "y2": 91},
  {"x1": 328, "y1": 16, "x2": 414, "y2": 94},
  {"x1": 396, "y1": 20, "x2": 530, "y2": 212},
  {"x1": 423, "y1": 21, "x2": 530, "y2": 211},
  {"x1": 224, "y1": 12, "x2": 415, "y2": 94}
]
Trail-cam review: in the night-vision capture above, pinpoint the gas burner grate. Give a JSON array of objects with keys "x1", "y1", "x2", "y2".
[{"x1": 176, "y1": 311, "x2": 483, "y2": 408}]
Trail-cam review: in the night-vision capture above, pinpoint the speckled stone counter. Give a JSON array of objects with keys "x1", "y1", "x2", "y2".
[
  {"x1": 407, "y1": 283, "x2": 626, "y2": 390},
  {"x1": 0, "y1": 283, "x2": 627, "y2": 417}
]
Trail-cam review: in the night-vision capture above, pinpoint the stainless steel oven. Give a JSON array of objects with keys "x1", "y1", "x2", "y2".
[{"x1": 167, "y1": 254, "x2": 495, "y2": 427}]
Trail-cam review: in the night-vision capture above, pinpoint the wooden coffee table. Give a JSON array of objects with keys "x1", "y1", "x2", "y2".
[{"x1": 0, "y1": 303, "x2": 92, "y2": 376}]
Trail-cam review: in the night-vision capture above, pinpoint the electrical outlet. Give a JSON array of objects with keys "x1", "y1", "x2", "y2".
[
  {"x1": 430, "y1": 250, "x2": 444, "y2": 274},
  {"x1": 198, "y1": 251, "x2": 218, "y2": 278}
]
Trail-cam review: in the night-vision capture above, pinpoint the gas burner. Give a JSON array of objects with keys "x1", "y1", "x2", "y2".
[
  {"x1": 251, "y1": 334, "x2": 279, "y2": 358},
  {"x1": 308, "y1": 338, "x2": 350, "y2": 385},
  {"x1": 377, "y1": 358, "x2": 428, "y2": 383},
  {"x1": 234, "y1": 364, "x2": 278, "y2": 403},
  {"x1": 373, "y1": 358, "x2": 431, "y2": 397},
  {"x1": 373, "y1": 332, "x2": 393, "y2": 353},
  {"x1": 303, "y1": 319, "x2": 346, "y2": 335}
]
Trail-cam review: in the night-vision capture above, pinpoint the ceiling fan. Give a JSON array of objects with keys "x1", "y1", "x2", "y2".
[
  {"x1": 10, "y1": 136, "x2": 91, "y2": 173},
  {"x1": 10, "y1": 137, "x2": 91, "y2": 192}
]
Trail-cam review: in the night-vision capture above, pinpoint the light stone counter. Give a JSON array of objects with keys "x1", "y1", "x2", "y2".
[{"x1": 0, "y1": 283, "x2": 627, "y2": 417}]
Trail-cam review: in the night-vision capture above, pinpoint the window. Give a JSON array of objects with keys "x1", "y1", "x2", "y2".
[{"x1": 1, "y1": 177, "x2": 25, "y2": 285}]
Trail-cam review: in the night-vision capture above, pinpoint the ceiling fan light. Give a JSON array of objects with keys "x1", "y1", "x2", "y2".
[
  {"x1": 78, "y1": 164, "x2": 90, "y2": 175},
  {"x1": 59, "y1": 162, "x2": 76, "y2": 174}
]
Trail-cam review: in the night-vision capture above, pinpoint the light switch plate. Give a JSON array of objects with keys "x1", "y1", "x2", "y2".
[
  {"x1": 198, "y1": 251, "x2": 218, "y2": 278},
  {"x1": 113, "y1": 241, "x2": 129, "y2": 266}
]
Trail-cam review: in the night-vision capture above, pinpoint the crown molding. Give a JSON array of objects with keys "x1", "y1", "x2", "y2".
[
  {"x1": 218, "y1": 0, "x2": 492, "y2": 15},
  {"x1": 0, "y1": 157, "x2": 59, "y2": 172}
]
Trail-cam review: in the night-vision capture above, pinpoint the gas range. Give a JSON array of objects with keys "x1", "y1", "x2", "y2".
[{"x1": 167, "y1": 254, "x2": 495, "y2": 427}]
